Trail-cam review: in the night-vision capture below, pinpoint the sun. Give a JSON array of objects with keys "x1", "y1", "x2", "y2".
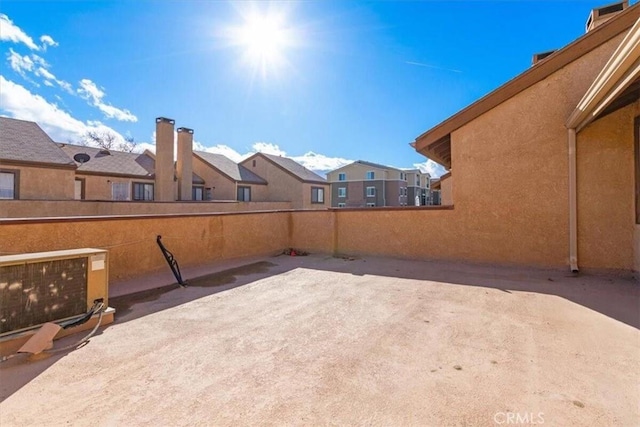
[{"x1": 223, "y1": 6, "x2": 297, "y2": 79}]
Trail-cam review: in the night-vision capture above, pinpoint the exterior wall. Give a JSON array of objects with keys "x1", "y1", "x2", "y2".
[
  {"x1": 192, "y1": 156, "x2": 237, "y2": 200},
  {"x1": 301, "y1": 183, "x2": 329, "y2": 209},
  {"x1": 79, "y1": 174, "x2": 155, "y2": 201},
  {"x1": 384, "y1": 180, "x2": 404, "y2": 206},
  {"x1": 576, "y1": 101, "x2": 639, "y2": 270},
  {"x1": 440, "y1": 175, "x2": 453, "y2": 206},
  {"x1": 0, "y1": 165, "x2": 75, "y2": 200},
  {"x1": 0, "y1": 200, "x2": 292, "y2": 218},
  {"x1": 635, "y1": 225, "x2": 640, "y2": 275},
  {"x1": 445, "y1": 33, "x2": 625, "y2": 269},
  {"x1": 327, "y1": 163, "x2": 389, "y2": 182},
  {"x1": 242, "y1": 156, "x2": 303, "y2": 207}
]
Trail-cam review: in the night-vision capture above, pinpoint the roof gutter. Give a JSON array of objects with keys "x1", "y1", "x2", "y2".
[{"x1": 567, "y1": 128, "x2": 579, "y2": 273}]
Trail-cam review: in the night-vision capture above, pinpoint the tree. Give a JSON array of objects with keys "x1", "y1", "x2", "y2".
[{"x1": 81, "y1": 130, "x2": 136, "y2": 153}]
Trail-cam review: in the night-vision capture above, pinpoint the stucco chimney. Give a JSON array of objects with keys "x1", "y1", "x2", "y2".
[
  {"x1": 155, "y1": 117, "x2": 175, "y2": 201},
  {"x1": 585, "y1": 1, "x2": 628, "y2": 32},
  {"x1": 176, "y1": 127, "x2": 194, "y2": 201}
]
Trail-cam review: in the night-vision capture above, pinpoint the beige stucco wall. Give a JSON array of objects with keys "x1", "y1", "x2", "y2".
[
  {"x1": 327, "y1": 163, "x2": 391, "y2": 182},
  {"x1": 0, "y1": 200, "x2": 292, "y2": 218},
  {"x1": 440, "y1": 175, "x2": 453, "y2": 206},
  {"x1": 444, "y1": 33, "x2": 625, "y2": 269},
  {"x1": 1, "y1": 165, "x2": 75, "y2": 200},
  {"x1": 576, "y1": 101, "x2": 638, "y2": 270},
  {"x1": 79, "y1": 174, "x2": 155, "y2": 201}
]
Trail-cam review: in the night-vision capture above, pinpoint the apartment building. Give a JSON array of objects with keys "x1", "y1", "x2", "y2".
[
  {"x1": 326, "y1": 161, "x2": 430, "y2": 207},
  {"x1": 193, "y1": 151, "x2": 267, "y2": 201}
]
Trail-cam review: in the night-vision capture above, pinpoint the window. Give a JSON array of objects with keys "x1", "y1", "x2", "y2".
[
  {"x1": 74, "y1": 179, "x2": 85, "y2": 200},
  {"x1": 133, "y1": 182, "x2": 154, "y2": 201},
  {"x1": 0, "y1": 171, "x2": 18, "y2": 199},
  {"x1": 366, "y1": 202, "x2": 376, "y2": 207},
  {"x1": 252, "y1": 160, "x2": 256, "y2": 167},
  {"x1": 338, "y1": 203, "x2": 346, "y2": 208},
  {"x1": 338, "y1": 187, "x2": 346, "y2": 198},
  {"x1": 338, "y1": 173, "x2": 346, "y2": 181},
  {"x1": 237, "y1": 186, "x2": 251, "y2": 201},
  {"x1": 192, "y1": 186, "x2": 204, "y2": 201},
  {"x1": 111, "y1": 182, "x2": 129, "y2": 200},
  {"x1": 205, "y1": 188, "x2": 213, "y2": 200},
  {"x1": 366, "y1": 186, "x2": 375, "y2": 197},
  {"x1": 311, "y1": 187, "x2": 325, "y2": 204},
  {"x1": 366, "y1": 171, "x2": 375, "y2": 180},
  {"x1": 416, "y1": 176, "x2": 420, "y2": 186}
]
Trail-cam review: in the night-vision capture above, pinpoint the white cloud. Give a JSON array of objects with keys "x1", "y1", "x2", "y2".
[
  {"x1": 40, "y1": 34, "x2": 58, "y2": 50},
  {"x1": 198, "y1": 143, "x2": 245, "y2": 162},
  {"x1": 7, "y1": 48, "x2": 34, "y2": 77},
  {"x1": 0, "y1": 76, "x2": 126, "y2": 143},
  {"x1": 43, "y1": 80, "x2": 54, "y2": 87},
  {"x1": 0, "y1": 14, "x2": 39, "y2": 50},
  {"x1": 36, "y1": 66, "x2": 73, "y2": 94},
  {"x1": 291, "y1": 151, "x2": 351, "y2": 174},
  {"x1": 77, "y1": 78, "x2": 137, "y2": 122},
  {"x1": 35, "y1": 66, "x2": 55, "y2": 80},
  {"x1": 413, "y1": 159, "x2": 447, "y2": 178},
  {"x1": 251, "y1": 142, "x2": 286, "y2": 156}
]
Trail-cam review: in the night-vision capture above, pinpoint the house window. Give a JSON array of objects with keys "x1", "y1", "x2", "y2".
[
  {"x1": 338, "y1": 187, "x2": 346, "y2": 198},
  {"x1": 311, "y1": 187, "x2": 325, "y2": 204},
  {"x1": 338, "y1": 203, "x2": 346, "y2": 208},
  {"x1": 74, "y1": 179, "x2": 85, "y2": 200},
  {"x1": 366, "y1": 171, "x2": 375, "y2": 180},
  {"x1": 366, "y1": 186, "x2": 375, "y2": 197},
  {"x1": 366, "y1": 202, "x2": 376, "y2": 207},
  {"x1": 133, "y1": 182, "x2": 154, "y2": 201},
  {"x1": 192, "y1": 186, "x2": 204, "y2": 201},
  {"x1": 0, "y1": 170, "x2": 18, "y2": 199},
  {"x1": 237, "y1": 186, "x2": 251, "y2": 201},
  {"x1": 338, "y1": 173, "x2": 346, "y2": 181},
  {"x1": 111, "y1": 182, "x2": 129, "y2": 200}
]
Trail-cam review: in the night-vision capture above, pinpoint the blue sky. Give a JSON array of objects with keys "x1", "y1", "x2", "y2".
[{"x1": 0, "y1": 0, "x2": 609, "y2": 177}]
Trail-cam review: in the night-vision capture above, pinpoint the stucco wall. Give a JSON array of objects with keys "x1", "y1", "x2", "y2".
[
  {"x1": 576, "y1": 101, "x2": 639, "y2": 270},
  {"x1": 0, "y1": 212, "x2": 290, "y2": 282},
  {"x1": 447, "y1": 33, "x2": 625, "y2": 268},
  {"x1": 79, "y1": 174, "x2": 155, "y2": 201},
  {"x1": 192, "y1": 156, "x2": 236, "y2": 200},
  {"x1": 635, "y1": 225, "x2": 640, "y2": 275},
  {"x1": 241, "y1": 156, "x2": 303, "y2": 207},
  {"x1": 0, "y1": 200, "x2": 292, "y2": 218},
  {"x1": 440, "y1": 175, "x2": 453, "y2": 206},
  {"x1": 2, "y1": 165, "x2": 75, "y2": 200}
]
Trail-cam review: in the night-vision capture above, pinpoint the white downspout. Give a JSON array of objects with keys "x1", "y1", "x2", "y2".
[{"x1": 568, "y1": 128, "x2": 579, "y2": 273}]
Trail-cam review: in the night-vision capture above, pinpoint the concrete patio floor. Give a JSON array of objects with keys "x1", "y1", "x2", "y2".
[{"x1": 0, "y1": 255, "x2": 638, "y2": 426}]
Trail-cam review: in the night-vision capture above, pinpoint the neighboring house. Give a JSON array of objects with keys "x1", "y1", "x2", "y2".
[
  {"x1": 240, "y1": 153, "x2": 329, "y2": 209},
  {"x1": 193, "y1": 151, "x2": 267, "y2": 201},
  {"x1": 59, "y1": 144, "x2": 204, "y2": 201},
  {"x1": 412, "y1": 1, "x2": 640, "y2": 271},
  {"x1": 326, "y1": 160, "x2": 413, "y2": 208},
  {"x1": 0, "y1": 117, "x2": 77, "y2": 200}
]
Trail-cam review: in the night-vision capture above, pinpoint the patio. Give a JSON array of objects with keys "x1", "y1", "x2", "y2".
[{"x1": 1, "y1": 255, "x2": 638, "y2": 426}]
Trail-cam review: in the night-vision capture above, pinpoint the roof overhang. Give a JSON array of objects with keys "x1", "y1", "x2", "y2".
[
  {"x1": 566, "y1": 17, "x2": 640, "y2": 131},
  {"x1": 412, "y1": 4, "x2": 640, "y2": 169}
]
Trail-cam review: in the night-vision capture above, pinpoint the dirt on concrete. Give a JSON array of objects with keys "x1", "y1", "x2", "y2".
[{"x1": 0, "y1": 255, "x2": 638, "y2": 426}]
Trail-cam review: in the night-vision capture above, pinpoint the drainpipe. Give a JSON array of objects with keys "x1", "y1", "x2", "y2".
[{"x1": 568, "y1": 128, "x2": 579, "y2": 273}]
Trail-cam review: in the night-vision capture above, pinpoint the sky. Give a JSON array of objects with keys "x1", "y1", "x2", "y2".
[{"x1": 0, "y1": 0, "x2": 615, "y2": 178}]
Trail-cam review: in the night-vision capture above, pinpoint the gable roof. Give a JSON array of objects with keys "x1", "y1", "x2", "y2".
[
  {"x1": 413, "y1": 3, "x2": 640, "y2": 168},
  {"x1": 60, "y1": 144, "x2": 205, "y2": 184},
  {"x1": 329, "y1": 160, "x2": 403, "y2": 175},
  {"x1": 0, "y1": 117, "x2": 76, "y2": 169},
  {"x1": 246, "y1": 153, "x2": 327, "y2": 184},
  {"x1": 194, "y1": 151, "x2": 266, "y2": 184}
]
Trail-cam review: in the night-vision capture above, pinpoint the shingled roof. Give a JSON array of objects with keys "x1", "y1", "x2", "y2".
[
  {"x1": 0, "y1": 117, "x2": 76, "y2": 168},
  {"x1": 60, "y1": 144, "x2": 205, "y2": 184},
  {"x1": 194, "y1": 151, "x2": 266, "y2": 184},
  {"x1": 247, "y1": 153, "x2": 327, "y2": 184}
]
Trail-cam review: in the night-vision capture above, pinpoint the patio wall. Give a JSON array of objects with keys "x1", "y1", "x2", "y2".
[{"x1": 0, "y1": 200, "x2": 292, "y2": 218}]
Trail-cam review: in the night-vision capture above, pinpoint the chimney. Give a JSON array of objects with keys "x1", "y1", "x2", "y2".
[
  {"x1": 176, "y1": 127, "x2": 194, "y2": 201},
  {"x1": 532, "y1": 50, "x2": 556, "y2": 66},
  {"x1": 155, "y1": 117, "x2": 175, "y2": 201},
  {"x1": 585, "y1": 1, "x2": 628, "y2": 32}
]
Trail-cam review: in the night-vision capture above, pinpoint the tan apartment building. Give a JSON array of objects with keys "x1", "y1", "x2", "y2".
[
  {"x1": 327, "y1": 161, "x2": 430, "y2": 207},
  {"x1": 193, "y1": 151, "x2": 267, "y2": 201},
  {"x1": 0, "y1": 117, "x2": 77, "y2": 201},
  {"x1": 412, "y1": 1, "x2": 640, "y2": 272},
  {"x1": 240, "y1": 153, "x2": 329, "y2": 209}
]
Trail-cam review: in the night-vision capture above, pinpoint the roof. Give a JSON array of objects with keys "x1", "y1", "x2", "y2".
[
  {"x1": 330, "y1": 160, "x2": 402, "y2": 174},
  {"x1": 248, "y1": 153, "x2": 327, "y2": 184},
  {"x1": 60, "y1": 144, "x2": 204, "y2": 184},
  {"x1": 0, "y1": 117, "x2": 76, "y2": 168},
  {"x1": 194, "y1": 151, "x2": 266, "y2": 184},
  {"x1": 413, "y1": 3, "x2": 640, "y2": 168}
]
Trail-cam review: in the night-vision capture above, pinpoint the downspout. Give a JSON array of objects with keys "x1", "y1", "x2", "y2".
[{"x1": 568, "y1": 128, "x2": 579, "y2": 273}]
